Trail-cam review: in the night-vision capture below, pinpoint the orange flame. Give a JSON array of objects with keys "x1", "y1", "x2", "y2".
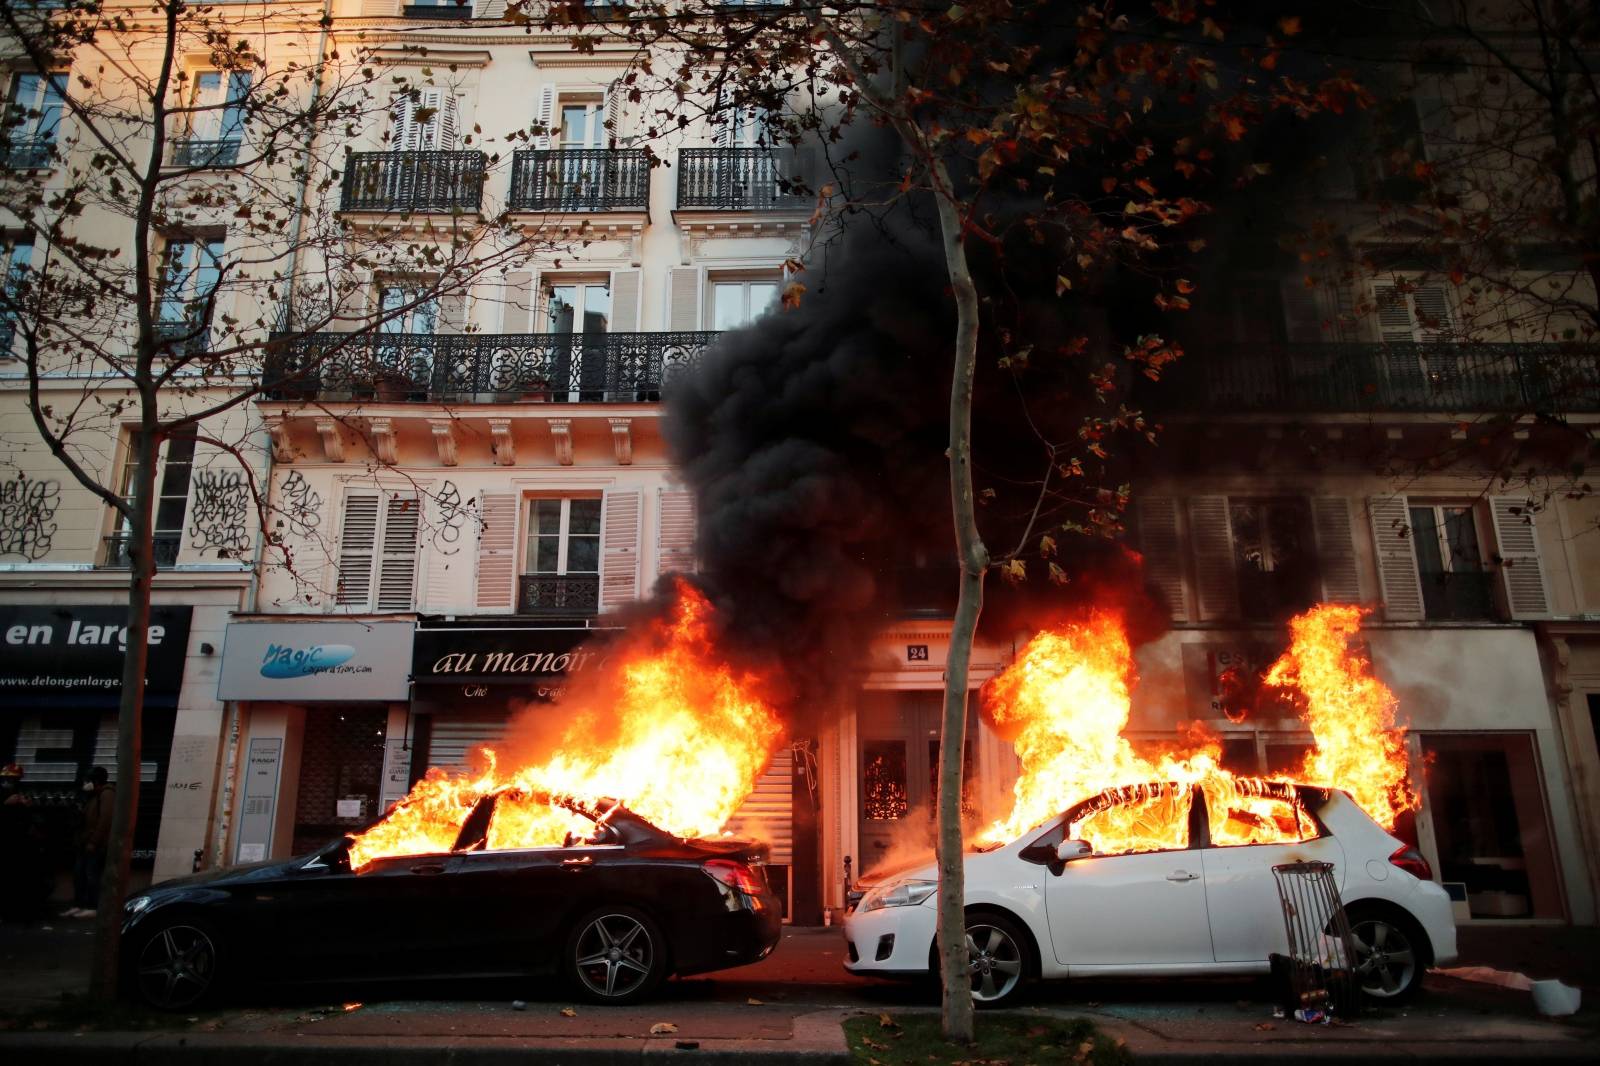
[
  {"x1": 980, "y1": 603, "x2": 1418, "y2": 853},
  {"x1": 348, "y1": 582, "x2": 782, "y2": 870}
]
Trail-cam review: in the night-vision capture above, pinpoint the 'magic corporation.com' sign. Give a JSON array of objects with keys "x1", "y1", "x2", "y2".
[{"x1": 217, "y1": 621, "x2": 414, "y2": 702}]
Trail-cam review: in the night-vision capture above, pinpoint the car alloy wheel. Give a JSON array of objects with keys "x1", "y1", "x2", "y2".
[
  {"x1": 136, "y1": 923, "x2": 217, "y2": 1010},
  {"x1": 572, "y1": 910, "x2": 660, "y2": 1002},
  {"x1": 1349, "y1": 915, "x2": 1420, "y2": 1002},
  {"x1": 965, "y1": 920, "x2": 1025, "y2": 1006}
]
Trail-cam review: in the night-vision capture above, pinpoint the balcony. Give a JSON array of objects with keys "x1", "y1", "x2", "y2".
[
  {"x1": 101, "y1": 531, "x2": 182, "y2": 570},
  {"x1": 154, "y1": 318, "x2": 209, "y2": 356},
  {"x1": 517, "y1": 574, "x2": 600, "y2": 617},
  {"x1": 339, "y1": 151, "x2": 485, "y2": 214},
  {"x1": 263, "y1": 329, "x2": 718, "y2": 403},
  {"x1": 1420, "y1": 570, "x2": 1498, "y2": 622},
  {"x1": 171, "y1": 138, "x2": 241, "y2": 168},
  {"x1": 402, "y1": 1, "x2": 472, "y2": 16},
  {"x1": 2, "y1": 139, "x2": 54, "y2": 170},
  {"x1": 1153, "y1": 343, "x2": 1600, "y2": 415},
  {"x1": 677, "y1": 148, "x2": 809, "y2": 211},
  {"x1": 509, "y1": 148, "x2": 649, "y2": 213}
]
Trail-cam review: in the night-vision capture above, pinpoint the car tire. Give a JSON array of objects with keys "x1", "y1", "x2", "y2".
[
  {"x1": 565, "y1": 905, "x2": 667, "y2": 1005},
  {"x1": 127, "y1": 916, "x2": 223, "y2": 1011},
  {"x1": 1344, "y1": 904, "x2": 1428, "y2": 1006},
  {"x1": 961, "y1": 912, "x2": 1030, "y2": 1009}
]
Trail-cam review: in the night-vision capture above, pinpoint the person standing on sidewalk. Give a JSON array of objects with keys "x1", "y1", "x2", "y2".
[
  {"x1": 65, "y1": 767, "x2": 113, "y2": 919},
  {"x1": 1, "y1": 764, "x2": 48, "y2": 922}
]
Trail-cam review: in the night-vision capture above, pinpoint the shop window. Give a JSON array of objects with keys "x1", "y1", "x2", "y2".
[
  {"x1": 105, "y1": 432, "x2": 195, "y2": 569},
  {"x1": 1421, "y1": 733, "x2": 1562, "y2": 919},
  {"x1": 1409, "y1": 503, "x2": 1496, "y2": 621},
  {"x1": 708, "y1": 276, "x2": 779, "y2": 330},
  {"x1": 292, "y1": 708, "x2": 387, "y2": 857}
]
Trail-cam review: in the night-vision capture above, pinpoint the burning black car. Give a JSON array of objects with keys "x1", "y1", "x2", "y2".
[{"x1": 120, "y1": 794, "x2": 781, "y2": 1009}]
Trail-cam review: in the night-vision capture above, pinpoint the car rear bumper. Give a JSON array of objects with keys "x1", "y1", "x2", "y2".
[
  {"x1": 1410, "y1": 879, "x2": 1459, "y2": 965},
  {"x1": 672, "y1": 890, "x2": 783, "y2": 976},
  {"x1": 842, "y1": 901, "x2": 935, "y2": 975}
]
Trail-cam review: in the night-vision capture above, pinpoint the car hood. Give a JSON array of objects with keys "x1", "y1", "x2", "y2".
[{"x1": 139, "y1": 854, "x2": 316, "y2": 896}]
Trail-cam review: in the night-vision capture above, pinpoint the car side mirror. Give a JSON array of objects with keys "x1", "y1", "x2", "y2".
[{"x1": 1056, "y1": 839, "x2": 1093, "y2": 863}]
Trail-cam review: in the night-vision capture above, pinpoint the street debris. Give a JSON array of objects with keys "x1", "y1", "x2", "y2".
[
  {"x1": 510, "y1": 1000, "x2": 526, "y2": 1011},
  {"x1": 650, "y1": 1022, "x2": 679, "y2": 1035},
  {"x1": 559, "y1": 1007, "x2": 576, "y2": 1018},
  {"x1": 1435, "y1": 966, "x2": 1583, "y2": 1016},
  {"x1": 746, "y1": 997, "x2": 764, "y2": 1005}
]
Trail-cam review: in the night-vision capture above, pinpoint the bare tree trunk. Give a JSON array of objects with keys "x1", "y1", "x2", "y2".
[
  {"x1": 88, "y1": 427, "x2": 159, "y2": 1000},
  {"x1": 931, "y1": 165, "x2": 986, "y2": 1045}
]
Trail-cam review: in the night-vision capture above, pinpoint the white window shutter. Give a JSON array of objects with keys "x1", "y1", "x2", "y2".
[
  {"x1": 1367, "y1": 495, "x2": 1424, "y2": 621},
  {"x1": 1488, "y1": 497, "x2": 1552, "y2": 619},
  {"x1": 1312, "y1": 497, "x2": 1362, "y2": 603},
  {"x1": 391, "y1": 95, "x2": 418, "y2": 152},
  {"x1": 604, "y1": 79, "x2": 623, "y2": 147},
  {"x1": 668, "y1": 267, "x2": 701, "y2": 331},
  {"x1": 335, "y1": 492, "x2": 380, "y2": 608},
  {"x1": 1373, "y1": 282, "x2": 1452, "y2": 343},
  {"x1": 501, "y1": 271, "x2": 533, "y2": 333},
  {"x1": 533, "y1": 85, "x2": 556, "y2": 150},
  {"x1": 657, "y1": 489, "x2": 697, "y2": 577},
  {"x1": 375, "y1": 494, "x2": 420, "y2": 611},
  {"x1": 437, "y1": 92, "x2": 458, "y2": 150},
  {"x1": 1186, "y1": 496, "x2": 1239, "y2": 621},
  {"x1": 439, "y1": 285, "x2": 468, "y2": 336},
  {"x1": 1133, "y1": 496, "x2": 1186, "y2": 621},
  {"x1": 476, "y1": 0, "x2": 506, "y2": 19},
  {"x1": 474, "y1": 492, "x2": 518, "y2": 610},
  {"x1": 712, "y1": 84, "x2": 733, "y2": 148},
  {"x1": 610, "y1": 269, "x2": 641, "y2": 333},
  {"x1": 360, "y1": 0, "x2": 401, "y2": 15},
  {"x1": 600, "y1": 489, "x2": 642, "y2": 611}
]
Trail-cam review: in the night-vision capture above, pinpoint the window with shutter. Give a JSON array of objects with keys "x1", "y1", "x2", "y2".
[
  {"x1": 1311, "y1": 497, "x2": 1362, "y2": 603},
  {"x1": 376, "y1": 495, "x2": 420, "y2": 610},
  {"x1": 657, "y1": 489, "x2": 697, "y2": 577},
  {"x1": 335, "y1": 492, "x2": 380, "y2": 607},
  {"x1": 600, "y1": 489, "x2": 641, "y2": 611},
  {"x1": 1366, "y1": 495, "x2": 1425, "y2": 621},
  {"x1": 610, "y1": 269, "x2": 641, "y2": 332},
  {"x1": 1133, "y1": 496, "x2": 1186, "y2": 621},
  {"x1": 533, "y1": 84, "x2": 556, "y2": 150},
  {"x1": 475, "y1": 492, "x2": 519, "y2": 610},
  {"x1": 1408, "y1": 502, "x2": 1496, "y2": 621},
  {"x1": 668, "y1": 267, "x2": 701, "y2": 331},
  {"x1": 1373, "y1": 282, "x2": 1453, "y2": 343},
  {"x1": 1488, "y1": 496, "x2": 1552, "y2": 619},
  {"x1": 1187, "y1": 496, "x2": 1240, "y2": 621}
]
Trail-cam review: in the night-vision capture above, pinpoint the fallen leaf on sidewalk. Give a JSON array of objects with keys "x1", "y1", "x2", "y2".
[
  {"x1": 559, "y1": 1007, "x2": 576, "y2": 1018},
  {"x1": 650, "y1": 1022, "x2": 679, "y2": 1035},
  {"x1": 862, "y1": 1036, "x2": 889, "y2": 1050},
  {"x1": 877, "y1": 1012, "x2": 899, "y2": 1029},
  {"x1": 746, "y1": 998, "x2": 764, "y2": 1006},
  {"x1": 1253, "y1": 1022, "x2": 1276, "y2": 1031}
]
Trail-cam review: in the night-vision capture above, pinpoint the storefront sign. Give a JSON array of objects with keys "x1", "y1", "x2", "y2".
[
  {"x1": 412, "y1": 624, "x2": 618, "y2": 685},
  {"x1": 217, "y1": 621, "x2": 414, "y2": 702},
  {"x1": 1180, "y1": 641, "x2": 1295, "y2": 722},
  {"x1": 0, "y1": 605, "x2": 192, "y2": 707}
]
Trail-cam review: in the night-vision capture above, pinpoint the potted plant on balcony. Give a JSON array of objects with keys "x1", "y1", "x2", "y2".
[{"x1": 371, "y1": 365, "x2": 420, "y2": 402}]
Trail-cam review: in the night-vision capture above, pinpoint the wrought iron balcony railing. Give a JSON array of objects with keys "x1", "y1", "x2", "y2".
[
  {"x1": 171, "y1": 138, "x2": 241, "y2": 167},
  {"x1": 677, "y1": 147, "x2": 810, "y2": 210},
  {"x1": 509, "y1": 148, "x2": 650, "y2": 213},
  {"x1": 101, "y1": 531, "x2": 182, "y2": 570},
  {"x1": 263, "y1": 329, "x2": 718, "y2": 403},
  {"x1": 340, "y1": 151, "x2": 485, "y2": 214},
  {"x1": 1151, "y1": 342, "x2": 1600, "y2": 415},
  {"x1": 154, "y1": 318, "x2": 209, "y2": 356},
  {"x1": 1, "y1": 139, "x2": 54, "y2": 170},
  {"x1": 517, "y1": 574, "x2": 600, "y2": 616}
]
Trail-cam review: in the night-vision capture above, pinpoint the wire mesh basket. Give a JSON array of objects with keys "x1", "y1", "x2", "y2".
[{"x1": 1271, "y1": 860, "x2": 1359, "y2": 1019}]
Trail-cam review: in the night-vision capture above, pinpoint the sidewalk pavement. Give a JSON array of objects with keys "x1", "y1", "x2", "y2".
[{"x1": 1, "y1": 921, "x2": 1595, "y2": 1063}]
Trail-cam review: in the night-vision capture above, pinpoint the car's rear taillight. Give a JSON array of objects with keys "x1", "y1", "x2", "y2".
[
  {"x1": 1388, "y1": 844, "x2": 1432, "y2": 881},
  {"x1": 703, "y1": 859, "x2": 764, "y2": 895}
]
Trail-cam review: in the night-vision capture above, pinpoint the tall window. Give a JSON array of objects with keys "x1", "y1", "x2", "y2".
[
  {"x1": 378, "y1": 283, "x2": 439, "y2": 334},
  {"x1": 1229, "y1": 498, "x2": 1317, "y2": 619},
  {"x1": 544, "y1": 278, "x2": 610, "y2": 333},
  {"x1": 1409, "y1": 503, "x2": 1494, "y2": 620},
  {"x1": 709, "y1": 277, "x2": 779, "y2": 330},
  {"x1": 3, "y1": 72, "x2": 65, "y2": 169},
  {"x1": 109, "y1": 433, "x2": 195, "y2": 568},
  {"x1": 1, "y1": 238, "x2": 32, "y2": 356},
  {"x1": 558, "y1": 99, "x2": 605, "y2": 148},
  {"x1": 336, "y1": 491, "x2": 420, "y2": 611},
  {"x1": 178, "y1": 71, "x2": 251, "y2": 166},
  {"x1": 524, "y1": 498, "x2": 601, "y2": 576},
  {"x1": 158, "y1": 238, "x2": 225, "y2": 346}
]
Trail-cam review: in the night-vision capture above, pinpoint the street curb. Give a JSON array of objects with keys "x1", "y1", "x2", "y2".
[{"x1": 0, "y1": 1009, "x2": 853, "y2": 1065}]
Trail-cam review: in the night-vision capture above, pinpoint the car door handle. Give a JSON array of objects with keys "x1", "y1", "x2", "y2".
[
  {"x1": 410, "y1": 863, "x2": 446, "y2": 876},
  {"x1": 561, "y1": 856, "x2": 594, "y2": 869},
  {"x1": 1166, "y1": 871, "x2": 1199, "y2": 882}
]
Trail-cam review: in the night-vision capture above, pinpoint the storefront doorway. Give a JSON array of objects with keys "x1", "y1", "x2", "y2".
[
  {"x1": 857, "y1": 691, "x2": 974, "y2": 881},
  {"x1": 291, "y1": 707, "x2": 389, "y2": 856}
]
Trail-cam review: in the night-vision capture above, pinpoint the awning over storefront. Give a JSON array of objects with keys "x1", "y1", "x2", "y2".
[
  {"x1": 0, "y1": 604, "x2": 192, "y2": 709},
  {"x1": 217, "y1": 620, "x2": 414, "y2": 702}
]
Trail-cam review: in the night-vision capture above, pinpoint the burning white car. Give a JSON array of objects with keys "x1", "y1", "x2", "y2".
[{"x1": 843, "y1": 780, "x2": 1457, "y2": 1007}]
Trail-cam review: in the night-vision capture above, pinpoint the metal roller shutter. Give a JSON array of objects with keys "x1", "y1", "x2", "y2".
[
  {"x1": 725, "y1": 748, "x2": 793, "y2": 865},
  {"x1": 424, "y1": 713, "x2": 511, "y2": 776}
]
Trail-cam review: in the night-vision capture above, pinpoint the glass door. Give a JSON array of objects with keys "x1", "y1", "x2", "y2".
[{"x1": 544, "y1": 279, "x2": 610, "y2": 400}]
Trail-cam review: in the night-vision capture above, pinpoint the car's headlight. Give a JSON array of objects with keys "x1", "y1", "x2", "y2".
[
  {"x1": 124, "y1": 895, "x2": 152, "y2": 916},
  {"x1": 858, "y1": 879, "x2": 937, "y2": 912}
]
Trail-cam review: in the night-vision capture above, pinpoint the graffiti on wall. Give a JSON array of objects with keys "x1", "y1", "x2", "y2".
[
  {"x1": 433, "y1": 480, "x2": 469, "y2": 552},
  {"x1": 0, "y1": 474, "x2": 61, "y2": 560},
  {"x1": 187, "y1": 469, "x2": 252, "y2": 556},
  {"x1": 279, "y1": 470, "x2": 323, "y2": 539}
]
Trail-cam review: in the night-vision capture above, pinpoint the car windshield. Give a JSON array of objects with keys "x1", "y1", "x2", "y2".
[{"x1": 470, "y1": 790, "x2": 619, "y2": 851}]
